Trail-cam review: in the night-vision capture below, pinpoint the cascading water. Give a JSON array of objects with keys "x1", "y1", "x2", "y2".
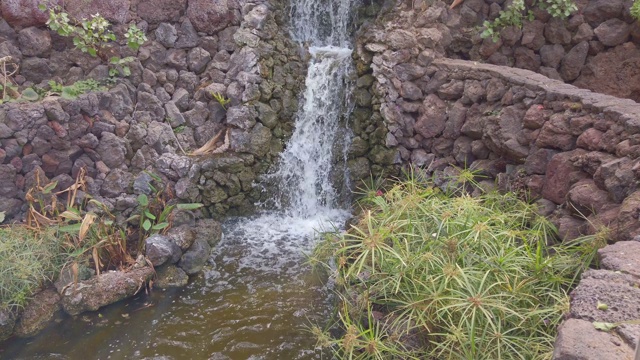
[{"x1": 1, "y1": 0, "x2": 357, "y2": 358}]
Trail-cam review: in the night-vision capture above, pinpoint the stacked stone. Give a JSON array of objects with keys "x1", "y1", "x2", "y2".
[{"x1": 0, "y1": 0, "x2": 307, "y2": 221}]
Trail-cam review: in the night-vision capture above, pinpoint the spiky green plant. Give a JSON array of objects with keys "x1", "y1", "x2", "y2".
[{"x1": 310, "y1": 169, "x2": 603, "y2": 359}]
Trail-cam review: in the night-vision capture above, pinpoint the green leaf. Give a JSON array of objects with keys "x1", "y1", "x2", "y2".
[
  {"x1": 58, "y1": 223, "x2": 82, "y2": 233},
  {"x1": 176, "y1": 203, "x2": 204, "y2": 210},
  {"x1": 137, "y1": 194, "x2": 148, "y2": 207},
  {"x1": 38, "y1": 3, "x2": 46, "y2": 11},
  {"x1": 593, "y1": 321, "x2": 618, "y2": 332},
  {"x1": 42, "y1": 180, "x2": 58, "y2": 194},
  {"x1": 109, "y1": 56, "x2": 121, "y2": 64},
  {"x1": 142, "y1": 219, "x2": 152, "y2": 231},
  {"x1": 152, "y1": 222, "x2": 169, "y2": 231},
  {"x1": 21, "y1": 87, "x2": 39, "y2": 101},
  {"x1": 122, "y1": 66, "x2": 131, "y2": 77},
  {"x1": 143, "y1": 210, "x2": 156, "y2": 220},
  {"x1": 88, "y1": 47, "x2": 97, "y2": 57},
  {"x1": 597, "y1": 301, "x2": 609, "y2": 311},
  {"x1": 126, "y1": 214, "x2": 140, "y2": 223}
]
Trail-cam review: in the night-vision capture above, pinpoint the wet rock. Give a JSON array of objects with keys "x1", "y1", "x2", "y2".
[
  {"x1": 145, "y1": 234, "x2": 182, "y2": 266},
  {"x1": 194, "y1": 218, "x2": 223, "y2": 248},
  {"x1": 155, "y1": 265, "x2": 189, "y2": 288},
  {"x1": 178, "y1": 237, "x2": 211, "y2": 275},
  {"x1": 61, "y1": 267, "x2": 154, "y2": 315},
  {"x1": 0, "y1": 308, "x2": 16, "y2": 341},
  {"x1": 166, "y1": 225, "x2": 197, "y2": 251},
  {"x1": 14, "y1": 288, "x2": 60, "y2": 338},
  {"x1": 553, "y1": 318, "x2": 633, "y2": 360},
  {"x1": 229, "y1": 124, "x2": 272, "y2": 157}
]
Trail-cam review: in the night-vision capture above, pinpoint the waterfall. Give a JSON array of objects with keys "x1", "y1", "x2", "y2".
[{"x1": 264, "y1": 0, "x2": 356, "y2": 219}]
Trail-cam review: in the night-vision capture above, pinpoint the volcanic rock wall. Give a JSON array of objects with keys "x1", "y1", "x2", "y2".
[
  {"x1": 350, "y1": 0, "x2": 640, "y2": 242},
  {"x1": 0, "y1": 0, "x2": 307, "y2": 221}
]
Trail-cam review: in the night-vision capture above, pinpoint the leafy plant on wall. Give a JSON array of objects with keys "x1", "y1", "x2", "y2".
[{"x1": 39, "y1": 3, "x2": 147, "y2": 78}]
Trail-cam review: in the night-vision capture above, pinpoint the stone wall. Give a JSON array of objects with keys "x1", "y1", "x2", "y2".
[
  {"x1": 359, "y1": 0, "x2": 640, "y2": 101},
  {"x1": 350, "y1": 0, "x2": 640, "y2": 243},
  {"x1": 0, "y1": 0, "x2": 307, "y2": 221}
]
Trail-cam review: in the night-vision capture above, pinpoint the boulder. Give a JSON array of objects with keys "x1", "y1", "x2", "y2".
[
  {"x1": 137, "y1": 0, "x2": 187, "y2": 23},
  {"x1": 154, "y1": 265, "x2": 189, "y2": 288},
  {"x1": 414, "y1": 94, "x2": 446, "y2": 139},
  {"x1": 542, "y1": 150, "x2": 586, "y2": 204},
  {"x1": 61, "y1": 267, "x2": 154, "y2": 315},
  {"x1": 598, "y1": 241, "x2": 640, "y2": 278},
  {"x1": 155, "y1": 23, "x2": 177, "y2": 48},
  {"x1": 65, "y1": 0, "x2": 130, "y2": 24},
  {"x1": 166, "y1": 225, "x2": 197, "y2": 251},
  {"x1": 145, "y1": 234, "x2": 182, "y2": 266},
  {"x1": 0, "y1": 308, "x2": 16, "y2": 341},
  {"x1": 583, "y1": 0, "x2": 624, "y2": 27},
  {"x1": 553, "y1": 318, "x2": 633, "y2": 360},
  {"x1": 0, "y1": 0, "x2": 57, "y2": 28},
  {"x1": 187, "y1": 0, "x2": 237, "y2": 35},
  {"x1": 14, "y1": 288, "x2": 60, "y2": 337},
  {"x1": 177, "y1": 237, "x2": 211, "y2": 275},
  {"x1": 594, "y1": 19, "x2": 631, "y2": 47},
  {"x1": 17, "y1": 26, "x2": 50, "y2": 56},
  {"x1": 194, "y1": 218, "x2": 223, "y2": 248},
  {"x1": 567, "y1": 180, "x2": 611, "y2": 215},
  {"x1": 560, "y1": 41, "x2": 589, "y2": 81},
  {"x1": 573, "y1": 42, "x2": 640, "y2": 101},
  {"x1": 96, "y1": 132, "x2": 128, "y2": 169},
  {"x1": 570, "y1": 270, "x2": 640, "y2": 323}
]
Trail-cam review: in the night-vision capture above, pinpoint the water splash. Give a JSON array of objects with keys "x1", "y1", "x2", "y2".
[{"x1": 265, "y1": 46, "x2": 353, "y2": 219}]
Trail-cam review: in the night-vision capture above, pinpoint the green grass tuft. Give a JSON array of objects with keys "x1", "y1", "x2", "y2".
[
  {"x1": 310, "y1": 172, "x2": 603, "y2": 359},
  {"x1": 0, "y1": 226, "x2": 64, "y2": 310}
]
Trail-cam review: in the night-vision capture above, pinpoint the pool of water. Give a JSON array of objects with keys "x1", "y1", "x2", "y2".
[{"x1": 1, "y1": 214, "x2": 347, "y2": 360}]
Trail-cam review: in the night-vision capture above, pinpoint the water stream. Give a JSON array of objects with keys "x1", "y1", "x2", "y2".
[{"x1": 1, "y1": 0, "x2": 356, "y2": 358}]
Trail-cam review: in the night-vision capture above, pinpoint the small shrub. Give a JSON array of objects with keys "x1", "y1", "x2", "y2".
[
  {"x1": 310, "y1": 171, "x2": 603, "y2": 359},
  {"x1": 482, "y1": 0, "x2": 577, "y2": 41},
  {"x1": 41, "y1": 4, "x2": 147, "y2": 77}
]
